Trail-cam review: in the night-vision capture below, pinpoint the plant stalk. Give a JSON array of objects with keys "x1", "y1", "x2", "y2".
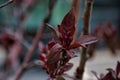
[
  {"x1": 72, "y1": 0, "x2": 81, "y2": 23},
  {"x1": 13, "y1": 0, "x2": 57, "y2": 80},
  {"x1": 0, "y1": 0, "x2": 13, "y2": 8},
  {"x1": 75, "y1": 0, "x2": 94, "y2": 79},
  {"x1": 72, "y1": 0, "x2": 81, "y2": 43}
]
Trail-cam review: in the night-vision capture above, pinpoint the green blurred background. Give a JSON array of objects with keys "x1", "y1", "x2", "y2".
[{"x1": 0, "y1": 0, "x2": 120, "y2": 36}]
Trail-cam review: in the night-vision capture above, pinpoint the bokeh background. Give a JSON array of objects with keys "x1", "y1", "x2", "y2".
[
  {"x1": 0, "y1": 0, "x2": 120, "y2": 36},
  {"x1": 0, "y1": 0, "x2": 120, "y2": 80}
]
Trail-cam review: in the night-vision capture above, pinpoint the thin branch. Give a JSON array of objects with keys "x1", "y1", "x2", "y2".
[
  {"x1": 72, "y1": 0, "x2": 81, "y2": 42},
  {"x1": 72, "y1": 0, "x2": 81, "y2": 23},
  {"x1": 75, "y1": 0, "x2": 94, "y2": 80},
  {"x1": 0, "y1": 0, "x2": 13, "y2": 8},
  {"x1": 13, "y1": 0, "x2": 57, "y2": 80}
]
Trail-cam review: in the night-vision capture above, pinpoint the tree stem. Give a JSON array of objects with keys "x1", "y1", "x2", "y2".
[
  {"x1": 72, "y1": 0, "x2": 81, "y2": 23},
  {"x1": 72, "y1": 0, "x2": 81, "y2": 43},
  {"x1": 75, "y1": 0, "x2": 94, "y2": 79}
]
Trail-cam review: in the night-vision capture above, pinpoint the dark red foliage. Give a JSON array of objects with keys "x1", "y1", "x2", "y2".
[
  {"x1": 38, "y1": 8, "x2": 98, "y2": 79},
  {"x1": 116, "y1": 61, "x2": 120, "y2": 76},
  {"x1": 92, "y1": 61, "x2": 120, "y2": 80},
  {"x1": 39, "y1": 53, "x2": 47, "y2": 63},
  {"x1": 88, "y1": 22, "x2": 117, "y2": 57},
  {"x1": 70, "y1": 35, "x2": 98, "y2": 48},
  {"x1": 58, "y1": 63, "x2": 73, "y2": 75},
  {"x1": 0, "y1": 33, "x2": 17, "y2": 50},
  {"x1": 39, "y1": 41, "x2": 48, "y2": 54},
  {"x1": 58, "y1": 9, "x2": 75, "y2": 48}
]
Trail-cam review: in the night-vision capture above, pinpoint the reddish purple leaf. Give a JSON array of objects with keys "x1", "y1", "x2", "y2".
[
  {"x1": 39, "y1": 53, "x2": 47, "y2": 63},
  {"x1": 34, "y1": 60, "x2": 46, "y2": 68},
  {"x1": 48, "y1": 40, "x2": 57, "y2": 50},
  {"x1": 46, "y1": 43, "x2": 62, "y2": 64},
  {"x1": 106, "y1": 68, "x2": 116, "y2": 79},
  {"x1": 116, "y1": 61, "x2": 120, "y2": 77},
  {"x1": 0, "y1": 33, "x2": 17, "y2": 49},
  {"x1": 67, "y1": 50, "x2": 77, "y2": 58},
  {"x1": 39, "y1": 42, "x2": 48, "y2": 54},
  {"x1": 58, "y1": 63, "x2": 73, "y2": 75},
  {"x1": 46, "y1": 23, "x2": 58, "y2": 39},
  {"x1": 102, "y1": 72, "x2": 116, "y2": 80},
  {"x1": 58, "y1": 9, "x2": 75, "y2": 47},
  {"x1": 75, "y1": 35, "x2": 98, "y2": 47},
  {"x1": 92, "y1": 70, "x2": 116, "y2": 80},
  {"x1": 93, "y1": 61, "x2": 120, "y2": 80},
  {"x1": 92, "y1": 23, "x2": 103, "y2": 38},
  {"x1": 91, "y1": 71, "x2": 100, "y2": 80},
  {"x1": 46, "y1": 43, "x2": 63, "y2": 74},
  {"x1": 90, "y1": 22, "x2": 117, "y2": 56},
  {"x1": 68, "y1": 42, "x2": 82, "y2": 49},
  {"x1": 103, "y1": 22, "x2": 116, "y2": 38},
  {"x1": 58, "y1": 9, "x2": 75, "y2": 36},
  {"x1": 46, "y1": 49, "x2": 61, "y2": 65}
]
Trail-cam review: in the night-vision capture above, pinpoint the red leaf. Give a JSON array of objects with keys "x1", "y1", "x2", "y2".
[
  {"x1": 48, "y1": 40, "x2": 57, "y2": 50},
  {"x1": 116, "y1": 61, "x2": 120, "y2": 77},
  {"x1": 58, "y1": 63, "x2": 73, "y2": 75},
  {"x1": 68, "y1": 42, "x2": 82, "y2": 49},
  {"x1": 46, "y1": 52, "x2": 61, "y2": 74},
  {"x1": 0, "y1": 33, "x2": 17, "y2": 49},
  {"x1": 92, "y1": 23, "x2": 103, "y2": 39},
  {"x1": 46, "y1": 49, "x2": 61, "y2": 65},
  {"x1": 39, "y1": 53, "x2": 47, "y2": 62},
  {"x1": 39, "y1": 42, "x2": 48, "y2": 54},
  {"x1": 46, "y1": 43, "x2": 62, "y2": 65},
  {"x1": 106, "y1": 68, "x2": 116, "y2": 79},
  {"x1": 75, "y1": 35, "x2": 98, "y2": 47},
  {"x1": 93, "y1": 61, "x2": 120, "y2": 80},
  {"x1": 103, "y1": 22, "x2": 116, "y2": 38},
  {"x1": 102, "y1": 72, "x2": 116, "y2": 80},
  {"x1": 60, "y1": 9, "x2": 75, "y2": 34},
  {"x1": 46, "y1": 23, "x2": 59, "y2": 39},
  {"x1": 91, "y1": 22, "x2": 117, "y2": 55},
  {"x1": 34, "y1": 60, "x2": 45, "y2": 68},
  {"x1": 67, "y1": 50, "x2": 77, "y2": 58},
  {"x1": 46, "y1": 43, "x2": 63, "y2": 74},
  {"x1": 91, "y1": 71, "x2": 100, "y2": 80},
  {"x1": 58, "y1": 9, "x2": 75, "y2": 47}
]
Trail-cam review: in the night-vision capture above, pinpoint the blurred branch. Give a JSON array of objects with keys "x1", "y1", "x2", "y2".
[
  {"x1": 14, "y1": 0, "x2": 58, "y2": 80},
  {"x1": 75, "y1": 0, "x2": 94, "y2": 80},
  {"x1": 72, "y1": 0, "x2": 81, "y2": 41},
  {"x1": 1, "y1": 9, "x2": 27, "y2": 80},
  {"x1": 72, "y1": 0, "x2": 81, "y2": 23},
  {"x1": 0, "y1": 0, "x2": 13, "y2": 8}
]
